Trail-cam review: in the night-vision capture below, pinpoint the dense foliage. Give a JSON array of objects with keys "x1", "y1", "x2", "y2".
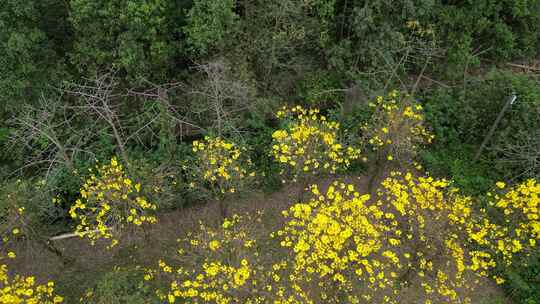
[{"x1": 1, "y1": 0, "x2": 539, "y2": 303}]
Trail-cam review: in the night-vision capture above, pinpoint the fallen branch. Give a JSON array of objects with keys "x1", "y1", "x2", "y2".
[
  {"x1": 420, "y1": 75, "x2": 451, "y2": 88},
  {"x1": 49, "y1": 229, "x2": 106, "y2": 241},
  {"x1": 506, "y1": 62, "x2": 540, "y2": 71}
]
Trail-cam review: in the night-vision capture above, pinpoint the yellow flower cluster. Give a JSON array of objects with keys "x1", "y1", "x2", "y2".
[
  {"x1": 462, "y1": 179, "x2": 539, "y2": 272},
  {"x1": 376, "y1": 172, "x2": 476, "y2": 303},
  {"x1": 492, "y1": 180, "x2": 539, "y2": 243},
  {"x1": 153, "y1": 213, "x2": 275, "y2": 304},
  {"x1": 191, "y1": 136, "x2": 255, "y2": 196},
  {"x1": 160, "y1": 259, "x2": 252, "y2": 304},
  {"x1": 362, "y1": 90, "x2": 433, "y2": 162},
  {"x1": 276, "y1": 173, "x2": 533, "y2": 303},
  {"x1": 272, "y1": 106, "x2": 360, "y2": 181},
  {"x1": 277, "y1": 182, "x2": 400, "y2": 303},
  {"x1": 146, "y1": 169, "x2": 538, "y2": 303},
  {"x1": 69, "y1": 157, "x2": 157, "y2": 247},
  {"x1": 378, "y1": 174, "x2": 539, "y2": 294},
  {"x1": 0, "y1": 262, "x2": 63, "y2": 304}
]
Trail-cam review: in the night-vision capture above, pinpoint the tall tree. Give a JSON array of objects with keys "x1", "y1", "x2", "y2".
[
  {"x1": 69, "y1": 0, "x2": 189, "y2": 83},
  {"x1": 0, "y1": 0, "x2": 67, "y2": 114}
]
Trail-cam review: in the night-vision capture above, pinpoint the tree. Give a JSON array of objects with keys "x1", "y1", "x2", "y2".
[
  {"x1": 69, "y1": 0, "x2": 187, "y2": 82},
  {"x1": 0, "y1": 0, "x2": 66, "y2": 115},
  {"x1": 271, "y1": 105, "x2": 360, "y2": 199},
  {"x1": 188, "y1": 136, "x2": 256, "y2": 217},
  {"x1": 183, "y1": 0, "x2": 239, "y2": 57}
]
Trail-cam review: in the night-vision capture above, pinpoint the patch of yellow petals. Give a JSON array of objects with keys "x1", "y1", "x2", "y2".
[
  {"x1": 0, "y1": 259, "x2": 63, "y2": 304},
  {"x1": 464, "y1": 179, "x2": 539, "y2": 269},
  {"x1": 277, "y1": 172, "x2": 535, "y2": 303}
]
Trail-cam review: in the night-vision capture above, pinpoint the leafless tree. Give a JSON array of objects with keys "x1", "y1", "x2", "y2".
[
  {"x1": 10, "y1": 63, "x2": 252, "y2": 179},
  {"x1": 186, "y1": 60, "x2": 254, "y2": 137},
  {"x1": 127, "y1": 80, "x2": 204, "y2": 143},
  {"x1": 9, "y1": 93, "x2": 95, "y2": 178},
  {"x1": 62, "y1": 73, "x2": 133, "y2": 168},
  {"x1": 494, "y1": 130, "x2": 540, "y2": 181}
]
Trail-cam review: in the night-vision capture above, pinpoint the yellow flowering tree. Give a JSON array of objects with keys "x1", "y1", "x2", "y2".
[
  {"x1": 276, "y1": 173, "x2": 534, "y2": 303},
  {"x1": 361, "y1": 90, "x2": 433, "y2": 191},
  {"x1": 373, "y1": 173, "x2": 539, "y2": 301},
  {"x1": 362, "y1": 90, "x2": 433, "y2": 162},
  {"x1": 271, "y1": 106, "x2": 360, "y2": 198},
  {"x1": 375, "y1": 172, "x2": 480, "y2": 303},
  {"x1": 69, "y1": 157, "x2": 157, "y2": 248},
  {"x1": 276, "y1": 182, "x2": 400, "y2": 303},
  {"x1": 149, "y1": 213, "x2": 285, "y2": 304},
  {"x1": 189, "y1": 136, "x2": 256, "y2": 217},
  {"x1": 458, "y1": 179, "x2": 540, "y2": 283},
  {"x1": 489, "y1": 180, "x2": 540, "y2": 253}
]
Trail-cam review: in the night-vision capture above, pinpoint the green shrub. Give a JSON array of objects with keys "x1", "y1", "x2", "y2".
[
  {"x1": 129, "y1": 155, "x2": 189, "y2": 211},
  {"x1": 0, "y1": 178, "x2": 64, "y2": 235},
  {"x1": 0, "y1": 127, "x2": 21, "y2": 179},
  {"x1": 500, "y1": 253, "x2": 540, "y2": 304},
  {"x1": 296, "y1": 69, "x2": 344, "y2": 107},
  {"x1": 81, "y1": 268, "x2": 156, "y2": 304},
  {"x1": 423, "y1": 70, "x2": 540, "y2": 181},
  {"x1": 244, "y1": 113, "x2": 283, "y2": 193},
  {"x1": 434, "y1": 0, "x2": 540, "y2": 78},
  {"x1": 420, "y1": 145, "x2": 497, "y2": 195}
]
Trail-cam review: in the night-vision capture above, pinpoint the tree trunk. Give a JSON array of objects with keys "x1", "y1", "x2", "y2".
[{"x1": 219, "y1": 199, "x2": 228, "y2": 219}]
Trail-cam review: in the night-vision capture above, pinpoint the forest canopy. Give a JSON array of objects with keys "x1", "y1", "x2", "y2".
[{"x1": 1, "y1": 1, "x2": 539, "y2": 303}]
